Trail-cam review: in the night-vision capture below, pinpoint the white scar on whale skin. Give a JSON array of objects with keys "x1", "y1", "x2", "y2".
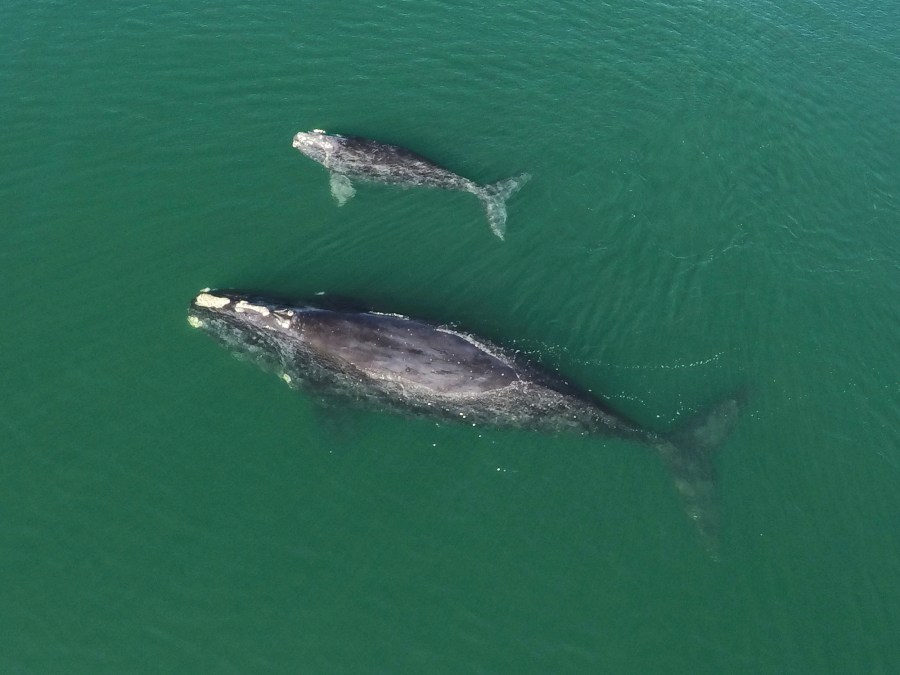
[{"x1": 195, "y1": 293, "x2": 231, "y2": 309}]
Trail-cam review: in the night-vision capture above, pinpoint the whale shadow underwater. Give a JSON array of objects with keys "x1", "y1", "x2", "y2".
[
  {"x1": 188, "y1": 289, "x2": 745, "y2": 555},
  {"x1": 292, "y1": 129, "x2": 530, "y2": 240}
]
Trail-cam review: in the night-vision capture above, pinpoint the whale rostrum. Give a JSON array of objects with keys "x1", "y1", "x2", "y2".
[
  {"x1": 292, "y1": 129, "x2": 529, "y2": 239},
  {"x1": 189, "y1": 289, "x2": 744, "y2": 554}
]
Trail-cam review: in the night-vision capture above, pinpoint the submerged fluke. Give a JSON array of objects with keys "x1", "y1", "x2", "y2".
[
  {"x1": 656, "y1": 395, "x2": 746, "y2": 556},
  {"x1": 479, "y1": 174, "x2": 531, "y2": 239}
]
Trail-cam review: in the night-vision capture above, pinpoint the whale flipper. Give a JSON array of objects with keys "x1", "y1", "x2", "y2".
[
  {"x1": 329, "y1": 172, "x2": 356, "y2": 206},
  {"x1": 478, "y1": 173, "x2": 530, "y2": 240}
]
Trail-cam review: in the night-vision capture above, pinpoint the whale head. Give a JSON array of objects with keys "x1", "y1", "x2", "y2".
[
  {"x1": 189, "y1": 290, "x2": 300, "y2": 333},
  {"x1": 188, "y1": 290, "x2": 305, "y2": 373},
  {"x1": 292, "y1": 129, "x2": 337, "y2": 164}
]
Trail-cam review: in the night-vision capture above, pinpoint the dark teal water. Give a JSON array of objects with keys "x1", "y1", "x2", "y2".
[{"x1": 2, "y1": 1, "x2": 898, "y2": 672}]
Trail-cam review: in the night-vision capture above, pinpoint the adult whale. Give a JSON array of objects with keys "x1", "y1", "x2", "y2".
[
  {"x1": 292, "y1": 129, "x2": 529, "y2": 239},
  {"x1": 188, "y1": 289, "x2": 743, "y2": 554}
]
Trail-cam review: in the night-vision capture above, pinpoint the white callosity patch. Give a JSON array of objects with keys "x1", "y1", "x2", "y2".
[
  {"x1": 273, "y1": 310, "x2": 293, "y2": 330},
  {"x1": 281, "y1": 373, "x2": 292, "y2": 385},
  {"x1": 187, "y1": 316, "x2": 203, "y2": 329},
  {"x1": 234, "y1": 300, "x2": 270, "y2": 316},
  {"x1": 195, "y1": 293, "x2": 231, "y2": 309}
]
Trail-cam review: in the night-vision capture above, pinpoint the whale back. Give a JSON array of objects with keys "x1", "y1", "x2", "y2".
[{"x1": 297, "y1": 311, "x2": 518, "y2": 395}]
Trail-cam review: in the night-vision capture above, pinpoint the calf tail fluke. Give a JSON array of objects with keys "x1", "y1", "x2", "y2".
[
  {"x1": 657, "y1": 393, "x2": 746, "y2": 558},
  {"x1": 479, "y1": 173, "x2": 530, "y2": 240}
]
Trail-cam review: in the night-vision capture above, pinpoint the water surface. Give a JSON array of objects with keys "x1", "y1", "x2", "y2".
[{"x1": 2, "y1": 0, "x2": 898, "y2": 672}]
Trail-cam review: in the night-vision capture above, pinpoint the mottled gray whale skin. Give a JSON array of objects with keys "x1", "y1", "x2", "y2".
[
  {"x1": 188, "y1": 289, "x2": 743, "y2": 553},
  {"x1": 292, "y1": 129, "x2": 529, "y2": 239}
]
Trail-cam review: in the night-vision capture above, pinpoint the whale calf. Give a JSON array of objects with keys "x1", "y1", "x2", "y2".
[
  {"x1": 292, "y1": 129, "x2": 529, "y2": 239},
  {"x1": 188, "y1": 289, "x2": 743, "y2": 553}
]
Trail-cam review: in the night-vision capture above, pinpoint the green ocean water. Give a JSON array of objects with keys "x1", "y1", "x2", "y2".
[{"x1": 2, "y1": 0, "x2": 899, "y2": 672}]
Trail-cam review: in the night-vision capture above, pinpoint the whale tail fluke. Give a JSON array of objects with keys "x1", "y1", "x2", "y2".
[
  {"x1": 657, "y1": 393, "x2": 746, "y2": 558},
  {"x1": 479, "y1": 173, "x2": 530, "y2": 240}
]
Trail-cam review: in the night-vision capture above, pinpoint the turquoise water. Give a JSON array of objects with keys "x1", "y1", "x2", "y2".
[{"x1": 2, "y1": 0, "x2": 898, "y2": 672}]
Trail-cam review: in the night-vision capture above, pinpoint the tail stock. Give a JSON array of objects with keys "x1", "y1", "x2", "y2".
[
  {"x1": 655, "y1": 393, "x2": 746, "y2": 558},
  {"x1": 478, "y1": 173, "x2": 530, "y2": 240}
]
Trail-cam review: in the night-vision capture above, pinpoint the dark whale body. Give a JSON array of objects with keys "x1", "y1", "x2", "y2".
[
  {"x1": 292, "y1": 129, "x2": 529, "y2": 239},
  {"x1": 188, "y1": 289, "x2": 743, "y2": 553}
]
